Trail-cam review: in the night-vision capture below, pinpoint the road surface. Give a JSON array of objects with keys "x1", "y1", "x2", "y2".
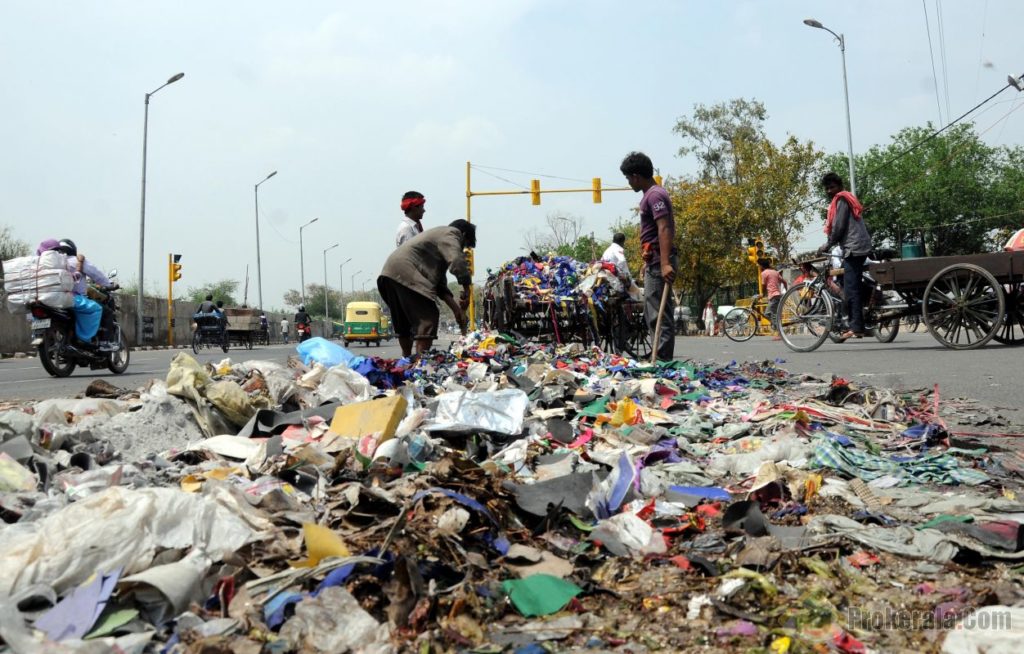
[{"x1": 1, "y1": 333, "x2": 1020, "y2": 429}]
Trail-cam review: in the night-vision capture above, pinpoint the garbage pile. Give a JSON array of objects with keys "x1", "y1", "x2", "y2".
[
  {"x1": 485, "y1": 255, "x2": 633, "y2": 308},
  {"x1": 1, "y1": 334, "x2": 1023, "y2": 653}
]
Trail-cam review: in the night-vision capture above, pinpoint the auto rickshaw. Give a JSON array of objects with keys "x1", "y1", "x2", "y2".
[
  {"x1": 379, "y1": 313, "x2": 393, "y2": 341},
  {"x1": 343, "y1": 301, "x2": 384, "y2": 346}
]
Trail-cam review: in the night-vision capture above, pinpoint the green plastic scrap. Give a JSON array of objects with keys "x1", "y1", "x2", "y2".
[
  {"x1": 916, "y1": 514, "x2": 973, "y2": 530},
  {"x1": 799, "y1": 557, "x2": 834, "y2": 580},
  {"x1": 579, "y1": 397, "x2": 611, "y2": 417},
  {"x1": 502, "y1": 574, "x2": 583, "y2": 617}
]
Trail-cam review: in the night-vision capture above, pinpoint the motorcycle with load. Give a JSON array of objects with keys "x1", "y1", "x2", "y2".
[{"x1": 28, "y1": 271, "x2": 130, "y2": 377}]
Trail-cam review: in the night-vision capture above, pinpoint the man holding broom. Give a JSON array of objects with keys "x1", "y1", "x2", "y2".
[{"x1": 621, "y1": 151, "x2": 676, "y2": 360}]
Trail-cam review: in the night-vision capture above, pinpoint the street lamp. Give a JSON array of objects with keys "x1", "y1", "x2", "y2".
[
  {"x1": 339, "y1": 257, "x2": 352, "y2": 306},
  {"x1": 323, "y1": 243, "x2": 339, "y2": 325},
  {"x1": 351, "y1": 270, "x2": 362, "y2": 298},
  {"x1": 137, "y1": 71, "x2": 184, "y2": 343},
  {"x1": 298, "y1": 217, "x2": 319, "y2": 306},
  {"x1": 254, "y1": 170, "x2": 277, "y2": 311},
  {"x1": 803, "y1": 17, "x2": 857, "y2": 196}
]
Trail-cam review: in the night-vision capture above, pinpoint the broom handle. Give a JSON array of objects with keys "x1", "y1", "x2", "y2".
[{"x1": 650, "y1": 281, "x2": 670, "y2": 364}]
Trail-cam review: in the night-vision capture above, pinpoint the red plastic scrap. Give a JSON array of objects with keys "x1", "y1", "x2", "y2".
[
  {"x1": 846, "y1": 551, "x2": 880, "y2": 569},
  {"x1": 832, "y1": 629, "x2": 866, "y2": 654}
]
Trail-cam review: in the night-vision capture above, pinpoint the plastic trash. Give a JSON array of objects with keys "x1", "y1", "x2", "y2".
[
  {"x1": 501, "y1": 574, "x2": 583, "y2": 617},
  {"x1": 424, "y1": 389, "x2": 529, "y2": 435},
  {"x1": 278, "y1": 586, "x2": 390, "y2": 653},
  {"x1": 296, "y1": 337, "x2": 363, "y2": 369},
  {"x1": 590, "y1": 512, "x2": 667, "y2": 557}
]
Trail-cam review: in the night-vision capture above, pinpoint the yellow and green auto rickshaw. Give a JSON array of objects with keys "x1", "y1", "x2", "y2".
[{"x1": 343, "y1": 301, "x2": 385, "y2": 347}]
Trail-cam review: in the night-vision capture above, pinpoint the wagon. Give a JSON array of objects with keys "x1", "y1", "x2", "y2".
[
  {"x1": 482, "y1": 275, "x2": 652, "y2": 359},
  {"x1": 223, "y1": 307, "x2": 263, "y2": 350},
  {"x1": 868, "y1": 251, "x2": 1024, "y2": 349}
]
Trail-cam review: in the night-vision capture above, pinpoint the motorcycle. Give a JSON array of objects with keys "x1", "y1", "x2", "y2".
[
  {"x1": 296, "y1": 322, "x2": 312, "y2": 342},
  {"x1": 29, "y1": 272, "x2": 130, "y2": 378}
]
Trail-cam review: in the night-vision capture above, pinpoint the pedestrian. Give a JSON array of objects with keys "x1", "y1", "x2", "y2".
[
  {"x1": 280, "y1": 317, "x2": 289, "y2": 344},
  {"x1": 759, "y1": 258, "x2": 786, "y2": 340},
  {"x1": 621, "y1": 151, "x2": 675, "y2": 360},
  {"x1": 395, "y1": 191, "x2": 426, "y2": 248},
  {"x1": 600, "y1": 232, "x2": 631, "y2": 280},
  {"x1": 702, "y1": 300, "x2": 716, "y2": 336},
  {"x1": 378, "y1": 219, "x2": 475, "y2": 358},
  {"x1": 818, "y1": 172, "x2": 871, "y2": 340}
]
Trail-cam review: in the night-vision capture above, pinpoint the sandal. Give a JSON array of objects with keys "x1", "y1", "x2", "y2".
[{"x1": 839, "y1": 330, "x2": 865, "y2": 340}]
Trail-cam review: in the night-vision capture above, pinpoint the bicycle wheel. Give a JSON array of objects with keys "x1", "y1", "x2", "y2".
[
  {"x1": 723, "y1": 308, "x2": 757, "y2": 342},
  {"x1": 874, "y1": 318, "x2": 900, "y2": 343},
  {"x1": 778, "y1": 282, "x2": 835, "y2": 352}
]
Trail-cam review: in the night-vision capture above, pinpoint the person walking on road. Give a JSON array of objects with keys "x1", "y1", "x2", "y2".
[
  {"x1": 378, "y1": 219, "x2": 475, "y2": 358},
  {"x1": 395, "y1": 191, "x2": 426, "y2": 248},
  {"x1": 280, "y1": 317, "x2": 289, "y2": 344},
  {"x1": 702, "y1": 301, "x2": 716, "y2": 336},
  {"x1": 818, "y1": 172, "x2": 871, "y2": 340},
  {"x1": 621, "y1": 151, "x2": 675, "y2": 360}
]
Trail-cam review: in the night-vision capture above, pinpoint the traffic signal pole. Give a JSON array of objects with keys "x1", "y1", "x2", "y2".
[
  {"x1": 167, "y1": 253, "x2": 173, "y2": 346},
  {"x1": 464, "y1": 161, "x2": 638, "y2": 328}
]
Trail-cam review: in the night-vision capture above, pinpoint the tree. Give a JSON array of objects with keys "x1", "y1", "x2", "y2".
[
  {"x1": 668, "y1": 100, "x2": 822, "y2": 305},
  {"x1": 1, "y1": 225, "x2": 30, "y2": 261},
  {"x1": 523, "y1": 211, "x2": 584, "y2": 255},
  {"x1": 824, "y1": 123, "x2": 1017, "y2": 256},
  {"x1": 283, "y1": 284, "x2": 343, "y2": 319},
  {"x1": 187, "y1": 280, "x2": 240, "y2": 306},
  {"x1": 673, "y1": 98, "x2": 767, "y2": 183}
]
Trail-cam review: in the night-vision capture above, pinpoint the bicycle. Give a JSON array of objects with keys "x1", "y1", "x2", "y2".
[
  {"x1": 723, "y1": 296, "x2": 776, "y2": 342},
  {"x1": 777, "y1": 257, "x2": 900, "y2": 352}
]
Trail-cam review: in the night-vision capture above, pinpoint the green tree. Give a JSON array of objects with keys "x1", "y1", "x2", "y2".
[
  {"x1": 187, "y1": 280, "x2": 240, "y2": 306},
  {"x1": 824, "y1": 123, "x2": 1017, "y2": 256},
  {"x1": 673, "y1": 98, "x2": 767, "y2": 183},
  {"x1": 0, "y1": 225, "x2": 30, "y2": 262},
  {"x1": 283, "y1": 284, "x2": 344, "y2": 319}
]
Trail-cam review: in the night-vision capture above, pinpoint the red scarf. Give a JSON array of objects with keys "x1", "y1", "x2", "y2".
[{"x1": 825, "y1": 191, "x2": 863, "y2": 235}]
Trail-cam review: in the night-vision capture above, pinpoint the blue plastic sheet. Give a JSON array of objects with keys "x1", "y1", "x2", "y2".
[{"x1": 296, "y1": 337, "x2": 364, "y2": 368}]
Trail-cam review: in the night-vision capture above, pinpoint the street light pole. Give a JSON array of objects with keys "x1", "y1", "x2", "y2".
[
  {"x1": 323, "y1": 243, "x2": 339, "y2": 325},
  {"x1": 351, "y1": 271, "x2": 362, "y2": 299},
  {"x1": 339, "y1": 257, "x2": 352, "y2": 307},
  {"x1": 254, "y1": 171, "x2": 277, "y2": 311},
  {"x1": 298, "y1": 217, "x2": 318, "y2": 307},
  {"x1": 804, "y1": 18, "x2": 857, "y2": 196},
  {"x1": 137, "y1": 72, "x2": 184, "y2": 344}
]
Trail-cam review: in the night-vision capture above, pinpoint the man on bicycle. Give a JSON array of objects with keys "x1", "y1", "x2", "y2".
[{"x1": 818, "y1": 172, "x2": 871, "y2": 340}]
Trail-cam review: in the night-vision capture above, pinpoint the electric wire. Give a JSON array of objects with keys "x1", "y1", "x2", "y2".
[
  {"x1": 471, "y1": 166, "x2": 531, "y2": 190},
  {"x1": 936, "y1": 0, "x2": 952, "y2": 119},
  {"x1": 922, "y1": 0, "x2": 945, "y2": 125},
  {"x1": 472, "y1": 163, "x2": 591, "y2": 184}
]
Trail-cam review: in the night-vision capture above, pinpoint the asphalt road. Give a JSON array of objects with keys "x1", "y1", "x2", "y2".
[{"x1": 1, "y1": 332, "x2": 1020, "y2": 428}]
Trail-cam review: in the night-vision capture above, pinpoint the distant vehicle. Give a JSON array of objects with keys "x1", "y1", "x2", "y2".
[{"x1": 343, "y1": 301, "x2": 385, "y2": 347}]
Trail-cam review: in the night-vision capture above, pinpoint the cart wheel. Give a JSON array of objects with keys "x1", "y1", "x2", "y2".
[
  {"x1": 923, "y1": 263, "x2": 1005, "y2": 350},
  {"x1": 192, "y1": 332, "x2": 201, "y2": 355},
  {"x1": 994, "y1": 282, "x2": 1024, "y2": 345}
]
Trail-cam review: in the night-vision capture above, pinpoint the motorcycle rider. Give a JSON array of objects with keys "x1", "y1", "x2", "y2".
[
  {"x1": 294, "y1": 304, "x2": 311, "y2": 340},
  {"x1": 44, "y1": 238, "x2": 118, "y2": 350}
]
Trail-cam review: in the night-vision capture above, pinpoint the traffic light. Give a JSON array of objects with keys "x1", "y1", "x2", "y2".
[
  {"x1": 170, "y1": 253, "x2": 182, "y2": 282},
  {"x1": 592, "y1": 177, "x2": 602, "y2": 204},
  {"x1": 530, "y1": 179, "x2": 541, "y2": 205},
  {"x1": 745, "y1": 238, "x2": 765, "y2": 266}
]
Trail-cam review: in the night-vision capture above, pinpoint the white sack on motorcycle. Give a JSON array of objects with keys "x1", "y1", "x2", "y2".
[{"x1": 1, "y1": 251, "x2": 75, "y2": 314}]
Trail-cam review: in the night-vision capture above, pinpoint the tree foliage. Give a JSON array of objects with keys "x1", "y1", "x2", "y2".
[
  {"x1": 283, "y1": 284, "x2": 345, "y2": 319},
  {"x1": 187, "y1": 279, "x2": 240, "y2": 307},
  {"x1": 522, "y1": 211, "x2": 610, "y2": 263},
  {"x1": 673, "y1": 98, "x2": 767, "y2": 183},
  {"x1": 1, "y1": 225, "x2": 30, "y2": 262},
  {"x1": 824, "y1": 123, "x2": 1023, "y2": 255}
]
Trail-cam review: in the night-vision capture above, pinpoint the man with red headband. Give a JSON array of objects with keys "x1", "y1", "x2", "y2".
[
  {"x1": 395, "y1": 191, "x2": 426, "y2": 247},
  {"x1": 818, "y1": 172, "x2": 871, "y2": 340}
]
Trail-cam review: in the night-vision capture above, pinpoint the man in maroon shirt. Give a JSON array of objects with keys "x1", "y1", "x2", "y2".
[{"x1": 621, "y1": 151, "x2": 676, "y2": 360}]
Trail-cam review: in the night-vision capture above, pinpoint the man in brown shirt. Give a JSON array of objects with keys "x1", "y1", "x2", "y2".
[{"x1": 377, "y1": 219, "x2": 475, "y2": 357}]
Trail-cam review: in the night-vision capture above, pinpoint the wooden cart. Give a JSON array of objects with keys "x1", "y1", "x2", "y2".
[{"x1": 869, "y1": 251, "x2": 1024, "y2": 349}]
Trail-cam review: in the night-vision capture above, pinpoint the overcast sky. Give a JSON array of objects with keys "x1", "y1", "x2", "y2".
[{"x1": 3, "y1": 0, "x2": 1022, "y2": 310}]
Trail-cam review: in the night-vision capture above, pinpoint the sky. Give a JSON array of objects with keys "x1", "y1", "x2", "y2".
[{"x1": 2, "y1": 0, "x2": 1022, "y2": 311}]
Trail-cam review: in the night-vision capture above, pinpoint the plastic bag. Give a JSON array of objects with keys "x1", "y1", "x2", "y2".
[
  {"x1": 317, "y1": 366, "x2": 373, "y2": 405},
  {"x1": 296, "y1": 337, "x2": 362, "y2": 369},
  {"x1": 424, "y1": 389, "x2": 529, "y2": 435},
  {"x1": 2, "y1": 251, "x2": 74, "y2": 313}
]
